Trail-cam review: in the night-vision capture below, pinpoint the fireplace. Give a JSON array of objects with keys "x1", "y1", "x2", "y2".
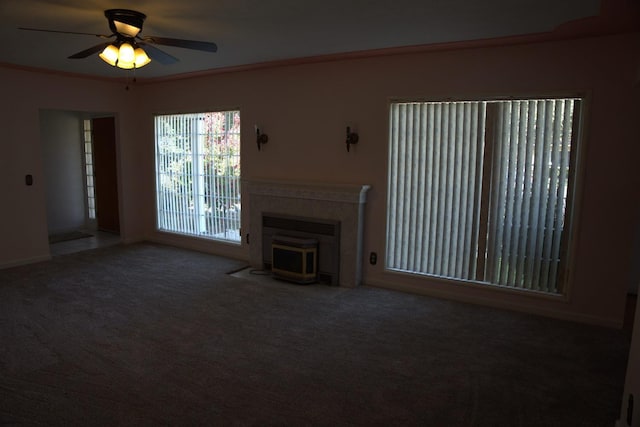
[
  {"x1": 246, "y1": 180, "x2": 370, "y2": 287},
  {"x1": 271, "y1": 235, "x2": 318, "y2": 284},
  {"x1": 263, "y1": 213, "x2": 340, "y2": 285}
]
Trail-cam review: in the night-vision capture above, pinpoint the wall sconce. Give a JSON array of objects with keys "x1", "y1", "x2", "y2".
[
  {"x1": 346, "y1": 126, "x2": 359, "y2": 152},
  {"x1": 256, "y1": 126, "x2": 269, "y2": 151}
]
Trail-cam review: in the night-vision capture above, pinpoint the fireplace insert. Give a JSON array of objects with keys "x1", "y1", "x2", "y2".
[
  {"x1": 271, "y1": 235, "x2": 318, "y2": 284},
  {"x1": 262, "y1": 213, "x2": 340, "y2": 285}
]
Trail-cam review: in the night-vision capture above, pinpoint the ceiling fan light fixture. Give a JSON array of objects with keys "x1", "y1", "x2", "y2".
[
  {"x1": 113, "y1": 20, "x2": 141, "y2": 38},
  {"x1": 99, "y1": 44, "x2": 119, "y2": 66},
  {"x1": 24, "y1": 8, "x2": 216, "y2": 72},
  {"x1": 98, "y1": 42, "x2": 151, "y2": 69},
  {"x1": 105, "y1": 9, "x2": 146, "y2": 37},
  {"x1": 117, "y1": 59, "x2": 135, "y2": 70},
  {"x1": 118, "y1": 42, "x2": 135, "y2": 63},
  {"x1": 134, "y1": 48, "x2": 151, "y2": 68}
]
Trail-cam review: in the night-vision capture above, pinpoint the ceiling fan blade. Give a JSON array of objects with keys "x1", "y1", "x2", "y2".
[
  {"x1": 19, "y1": 27, "x2": 113, "y2": 39},
  {"x1": 141, "y1": 36, "x2": 217, "y2": 53},
  {"x1": 139, "y1": 43, "x2": 179, "y2": 65},
  {"x1": 68, "y1": 42, "x2": 111, "y2": 59}
]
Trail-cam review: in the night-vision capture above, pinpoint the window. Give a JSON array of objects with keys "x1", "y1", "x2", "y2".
[
  {"x1": 155, "y1": 111, "x2": 241, "y2": 243},
  {"x1": 83, "y1": 119, "x2": 96, "y2": 220},
  {"x1": 386, "y1": 98, "x2": 581, "y2": 294}
]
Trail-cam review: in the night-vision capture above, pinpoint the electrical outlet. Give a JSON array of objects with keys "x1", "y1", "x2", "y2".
[{"x1": 369, "y1": 252, "x2": 377, "y2": 265}]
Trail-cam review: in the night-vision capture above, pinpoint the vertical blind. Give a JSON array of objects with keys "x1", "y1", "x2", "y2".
[
  {"x1": 486, "y1": 100, "x2": 576, "y2": 292},
  {"x1": 155, "y1": 111, "x2": 241, "y2": 243},
  {"x1": 386, "y1": 98, "x2": 579, "y2": 293},
  {"x1": 387, "y1": 102, "x2": 485, "y2": 280}
]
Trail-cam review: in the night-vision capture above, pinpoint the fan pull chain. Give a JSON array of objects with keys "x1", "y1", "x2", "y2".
[{"x1": 124, "y1": 68, "x2": 138, "y2": 91}]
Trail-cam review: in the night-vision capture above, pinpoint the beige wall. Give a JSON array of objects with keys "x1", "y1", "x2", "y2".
[
  {"x1": 1, "y1": 32, "x2": 638, "y2": 327},
  {"x1": 39, "y1": 110, "x2": 86, "y2": 235},
  {"x1": 0, "y1": 67, "x2": 145, "y2": 267}
]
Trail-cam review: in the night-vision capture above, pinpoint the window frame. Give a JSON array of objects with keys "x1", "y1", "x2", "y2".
[
  {"x1": 153, "y1": 109, "x2": 243, "y2": 245},
  {"x1": 384, "y1": 93, "x2": 587, "y2": 298},
  {"x1": 81, "y1": 118, "x2": 97, "y2": 225}
]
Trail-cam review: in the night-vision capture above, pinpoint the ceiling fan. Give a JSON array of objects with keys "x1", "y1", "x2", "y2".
[{"x1": 19, "y1": 9, "x2": 218, "y2": 70}]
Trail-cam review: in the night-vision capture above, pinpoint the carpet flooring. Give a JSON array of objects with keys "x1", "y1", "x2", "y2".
[{"x1": 0, "y1": 243, "x2": 632, "y2": 426}]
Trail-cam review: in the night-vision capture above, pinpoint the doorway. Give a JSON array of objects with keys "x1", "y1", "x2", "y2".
[{"x1": 40, "y1": 110, "x2": 121, "y2": 255}]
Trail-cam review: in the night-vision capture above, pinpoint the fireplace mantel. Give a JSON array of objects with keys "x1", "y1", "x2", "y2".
[
  {"x1": 246, "y1": 179, "x2": 370, "y2": 287},
  {"x1": 247, "y1": 180, "x2": 370, "y2": 204}
]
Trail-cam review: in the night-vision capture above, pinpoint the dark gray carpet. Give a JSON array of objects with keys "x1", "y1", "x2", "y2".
[{"x1": 0, "y1": 243, "x2": 631, "y2": 426}]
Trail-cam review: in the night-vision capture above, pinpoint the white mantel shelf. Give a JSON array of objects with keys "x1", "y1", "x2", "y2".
[
  {"x1": 246, "y1": 179, "x2": 370, "y2": 204},
  {"x1": 246, "y1": 179, "x2": 371, "y2": 287}
]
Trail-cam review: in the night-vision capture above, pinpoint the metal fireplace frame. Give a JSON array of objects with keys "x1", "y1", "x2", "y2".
[{"x1": 262, "y1": 213, "x2": 340, "y2": 285}]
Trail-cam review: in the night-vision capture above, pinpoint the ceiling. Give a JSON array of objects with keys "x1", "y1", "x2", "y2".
[{"x1": 0, "y1": 0, "x2": 631, "y2": 81}]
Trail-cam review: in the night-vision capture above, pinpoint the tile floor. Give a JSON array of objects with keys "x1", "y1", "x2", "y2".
[{"x1": 49, "y1": 231, "x2": 121, "y2": 256}]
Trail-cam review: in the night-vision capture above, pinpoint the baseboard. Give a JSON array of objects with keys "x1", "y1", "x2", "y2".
[
  {"x1": 149, "y1": 232, "x2": 248, "y2": 262},
  {"x1": 0, "y1": 254, "x2": 52, "y2": 270},
  {"x1": 365, "y1": 278, "x2": 623, "y2": 329}
]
